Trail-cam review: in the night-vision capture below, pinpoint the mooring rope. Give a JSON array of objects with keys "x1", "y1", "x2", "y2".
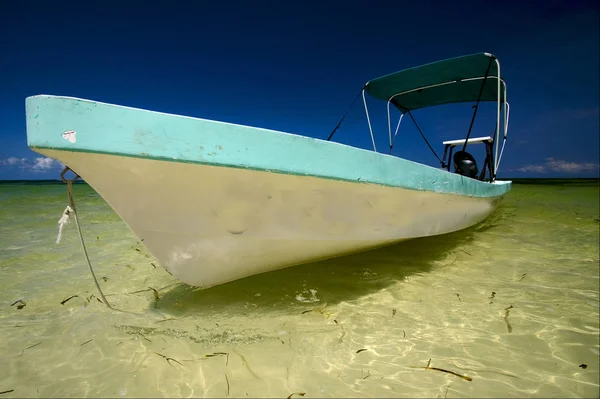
[{"x1": 59, "y1": 167, "x2": 113, "y2": 310}]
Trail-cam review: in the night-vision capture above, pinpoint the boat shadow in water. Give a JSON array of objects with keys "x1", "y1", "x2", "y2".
[{"x1": 156, "y1": 222, "x2": 490, "y2": 317}]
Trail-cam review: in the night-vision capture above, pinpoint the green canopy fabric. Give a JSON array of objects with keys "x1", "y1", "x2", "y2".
[{"x1": 364, "y1": 53, "x2": 505, "y2": 113}]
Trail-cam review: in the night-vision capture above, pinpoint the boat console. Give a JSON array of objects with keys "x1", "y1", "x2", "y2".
[{"x1": 440, "y1": 136, "x2": 494, "y2": 181}]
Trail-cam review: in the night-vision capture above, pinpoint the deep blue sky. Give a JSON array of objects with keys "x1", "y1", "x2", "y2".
[{"x1": 1, "y1": 0, "x2": 598, "y2": 179}]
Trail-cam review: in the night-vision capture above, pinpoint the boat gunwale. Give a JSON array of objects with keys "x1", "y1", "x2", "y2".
[{"x1": 32, "y1": 145, "x2": 511, "y2": 198}]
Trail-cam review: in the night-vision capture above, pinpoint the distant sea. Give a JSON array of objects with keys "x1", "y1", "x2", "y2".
[{"x1": 0, "y1": 178, "x2": 598, "y2": 398}]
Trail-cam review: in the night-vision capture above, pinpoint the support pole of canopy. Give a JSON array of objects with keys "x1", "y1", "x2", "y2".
[
  {"x1": 496, "y1": 102, "x2": 510, "y2": 175},
  {"x1": 504, "y1": 86, "x2": 509, "y2": 139},
  {"x1": 389, "y1": 113, "x2": 404, "y2": 154},
  {"x1": 462, "y1": 56, "x2": 494, "y2": 153},
  {"x1": 387, "y1": 101, "x2": 392, "y2": 150},
  {"x1": 387, "y1": 102, "x2": 404, "y2": 153},
  {"x1": 362, "y1": 89, "x2": 377, "y2": 152},
  {"x1": 493, "y1": 58, "x2": 502, "y2": 179}
]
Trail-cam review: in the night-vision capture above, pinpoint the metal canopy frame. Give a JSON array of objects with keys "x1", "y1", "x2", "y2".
[{"x1": 360, "y1": 54, "x2": 510, "y2": 182}]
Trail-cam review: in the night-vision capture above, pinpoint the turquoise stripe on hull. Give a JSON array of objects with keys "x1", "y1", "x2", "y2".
[{"x1": 26, "y1": 95, "x2": 511, "y2": 198}]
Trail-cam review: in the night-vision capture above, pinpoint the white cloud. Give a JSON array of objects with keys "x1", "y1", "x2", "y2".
[
  {"x1": 1, "y1": 157, "x2": 27, "y2": 166},
  {"x1": 545, "y1": 158, "x2": 599, "y2": 173},
  {"x1": 1, "y1": 156, "x2": 64, "y2": 173},
  {"x1": 514, "y1": 158, "x2": 599, "y2": 174},
  {"x1": 31, "y1": 157, "x2": 58, "y2": 171},
  {"x1": 515, "y1": 164, "x2": 547, "y2": 173}
]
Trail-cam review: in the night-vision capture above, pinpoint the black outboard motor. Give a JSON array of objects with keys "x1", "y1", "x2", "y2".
[{"x1": 453, "y1": 150, "x2": 479, "y2": 178}]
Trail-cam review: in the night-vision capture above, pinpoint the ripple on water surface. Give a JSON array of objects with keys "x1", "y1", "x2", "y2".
[{"x1": 0, "y1": 180, "x2": 598, "y2": 398}]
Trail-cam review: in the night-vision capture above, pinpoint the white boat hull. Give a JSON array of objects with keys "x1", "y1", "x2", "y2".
[{"x1": 41, "y1": 149, "x2": 504, "y2": 288}]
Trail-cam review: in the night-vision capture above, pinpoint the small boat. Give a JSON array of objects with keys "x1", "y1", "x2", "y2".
[{"x1": 26, "y1": 52, "x2": 511, "y2": 288}]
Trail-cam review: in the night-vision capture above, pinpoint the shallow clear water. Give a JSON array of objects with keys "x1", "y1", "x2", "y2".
[{"x1": 0, "y1": 180, "x2": 598, "y2": 398}]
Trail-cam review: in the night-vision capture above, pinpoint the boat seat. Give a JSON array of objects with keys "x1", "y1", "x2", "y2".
[
  {"x1": 453, "y1": 150, "x2": 479, "y2": 178},
  {"x1": 443, "y1": 136, "x2": 493, "y2": 147}
]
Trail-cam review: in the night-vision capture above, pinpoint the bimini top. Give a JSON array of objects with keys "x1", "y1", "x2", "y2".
[{"x1": 364, "y1": 53, "x2": 505, "y2": 114}]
